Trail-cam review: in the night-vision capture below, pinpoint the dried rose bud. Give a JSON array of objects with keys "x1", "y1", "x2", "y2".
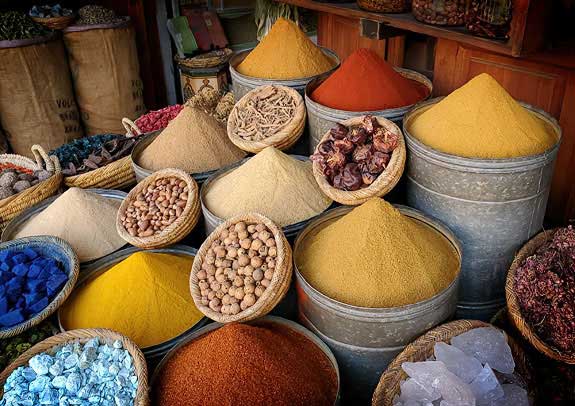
[
  {"x1": 326, "y1": 151, "x2": 346, "y2": 170},
  {"x1": 342, "y1": 163, "x2": 362, "y2": 191},
  {"x1": 334, "y1": 138, "x2": 354, "y2": 155},
  {"x1": 373, "y1": 128, "x2": 399, "y2": 153},
  {"x1": 361, "y1": 171, "x2": 378, "y2": 185},
  {"x1": 348, "y1": 127, "x2": 367, "y2": 144},
  {"x1": 362, "y1": 115, "x2": 380, "y2": 135},
  {"x1": 330, "y1": 124, "x2": 348, "y2": 140},
  {"x1": 366, "y1": 151, "x2": 390, "y2": 174},
  {"x1": 317, "y1": 140, "x2": 334, "y2": 155},
  {"x1": 352, "y1": 144, "x2": 372, "y2": 163},
  {"x1": 332, "y1": 171, "x2": 344, "y2": 189}
]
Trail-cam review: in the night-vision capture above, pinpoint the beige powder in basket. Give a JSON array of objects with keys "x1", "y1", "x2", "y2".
[
  {"x1": 204, "y1": 147, "x2": 332, "y2": 227},
  {"x1": 14, "y1": 188, "x2": 125, "y2": 262},
  {"x1": 138, "y1": 106, "x2": 246, "y2": 173}
]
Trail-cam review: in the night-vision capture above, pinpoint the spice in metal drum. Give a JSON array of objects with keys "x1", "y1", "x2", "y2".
[
  {"x1": 311, "y1": 115, "x2": 400, "y2": 190},
  {"x1": 204, "y1": 147, "x2": 332, "y2": 227},
  {"x1": 154, "y1": 323, "x2": 338, "y2": 406},
  {"x1": 0, "y1": 248, "x2": 67, "y2": 328},
  {"x1": 0, "y1": 338, "x2": 138, "y2": 405},
  {"x1": 237, "y1": 18, "x2": 335, "y2": 80},
  {"x1": 14, "y1": 188, "x2": 125, "y2": 262},
  {"x1": 514, "y1": 226, "x2": 575, "y2": 353},
  {"x1": 0, "y1": 320, "x2": 55, "y2": 371},
  {"x1": 296, "y1": 198, "x2": 459, "y2": 308},
  {"x1": 311, "y1": 49, "x2": 429, "y2": 112},
  {"x1": 60, "y1": 252, "x2": 204, "y2": 348},
  {"x1": 0, "y1": 11, "x2": 49, "y2": 41},
  {"x1": 76, "y1": 5, "x2": 123, "y2": 26},
  {"x1": 133, "y1": 104, "x2": 183, "y2": 135}
]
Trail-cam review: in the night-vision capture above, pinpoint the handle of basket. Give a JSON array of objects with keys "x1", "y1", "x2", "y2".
[
  {"x1": 50, "y1": 155, "x2": 61, "y2": 173},
  {"x1": 122, "y1": 117, "x2": 142, "y2": 137},
  {"x1": 31, "y1": 145, "x2": 55, "y2": 172}
]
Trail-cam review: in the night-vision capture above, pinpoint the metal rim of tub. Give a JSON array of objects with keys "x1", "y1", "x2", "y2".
[
  {"x1": 199, "y1": 154, "x2": 333, "y2": 238},
  {"x1": 293, "y1": 204, "x2": 462, "y2": 321},
  {"x1": 56, "y1": 244, "x2": 209, "y2": 358},
  {"x1": 402, "y1": 97, "x2": 563, "y2": 172},
  {"x1": 150, "y1": 315, "x2": 342, "y2": 405}
]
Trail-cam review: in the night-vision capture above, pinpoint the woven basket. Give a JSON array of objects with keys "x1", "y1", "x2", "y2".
[
  {"x1": 190, "y1": 213, "x2": 293, "y2": 323},
  {"x1": 176, "y1": 48, "x2": 233, "y2": 69},
  {"x1": 0, "y1": 328, "x2": 149, "y2": 405},
  {"x1": 357, "y1": 0, "x2": 410, "y2": 12},
  {"x1": 116, "y1": 168, "x2": 200, "y2": 249},
  {"x1": 227, "y1": 85, "x2": 306, "y2": 154},
  {"x1": 372, "y1": 319, "x2": 533, "y2": 406},
  {"x1": 31, "y1": 15, "x2": 75, "y2": 30},
  {"x1": 64, "y1": 155, "x2": 136, "y2": 190},
  {"x1": 0, "y1": 236, "x2": 79, "y2": 339},
  {"x1": 312, "y1": 116, "x2": 406, "y2": 206},
  {"x1": 505, "y1": 228, "x2": 575, "y2": 363},
  {"x1": 0, "y1": 145, "x2": 62, "y2": 230}
]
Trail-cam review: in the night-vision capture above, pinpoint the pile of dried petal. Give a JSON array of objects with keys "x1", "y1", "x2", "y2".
[
  {"x1": 62, "y1": 138, "x2": 136, "y2": 176},
  {"x1": 311, "y1": 115, "x2": 399, "y2": 191},
  {"x1": 514, "y1": 225, "x2": 575, "y2": 353},
  {"x1": 185, "y1": 88, "x2": 234, "y2": 124},
  {"x1": 231, "y1": 86, "x2": 297, "y2": 141}
]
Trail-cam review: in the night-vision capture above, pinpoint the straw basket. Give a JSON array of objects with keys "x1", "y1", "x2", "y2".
[
  {"x1": 312, "y1": 116, "x2": 406, "y2": 205},
  {"x1": 505, "y1": 228, "x2": 575, "y2": 363},
  {"x1": 176, "y1": 48, "x2": 233, "y2": 69},
  {"x1": 64, "y1": 155, "x2": 136, "y2": 190},
  {"x1": 372, "y1": 319, "x2": 533, "y2": 406},
  {"x1": 31, "y1": 15, "x2": 75, "y2": 30},
  {"x1": 357, "y1": 0, "x2": 410, "y2": 12},
  {"x1": 0, "y1": 145, "x2": 62, "y2": 230},
  {"x1": 0, "y1": 236, "x2": 79, "y2": 339},
  {"x1": 227, "y1": 85, "x2": 306, "y2": 153},
  {"x1": 0, "y1": 328, "x2": 149, "y2": 405},
  {"x1": 116, "y1": 168, "x2": 200, "y2": 249},
  {"x1": 190, "y1": 213, "x2": 293, "y2": 323}
]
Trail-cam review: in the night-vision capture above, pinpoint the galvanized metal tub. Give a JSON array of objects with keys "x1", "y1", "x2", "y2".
[
  {"x1": 305, "y1": 68, "x2": 433, "y2": 154},
  {"x1": 150, "y1": 315, "x2": 341, "y2": 405},
  {"x1": 229, "y1": 47, "x2": 340, "y2": 100},
  {"x1": 1, "y1": 188, "x2": 127, "y2": 264},
  {"x1": 293, "y1": 204, "x2": 461, "y2": 399},
  {"x1": 56, "y1": 244, "x2": 208, "y2": 368},
  {"x1": 403, "y1": 98, "x2": 562, "y2": 321}
]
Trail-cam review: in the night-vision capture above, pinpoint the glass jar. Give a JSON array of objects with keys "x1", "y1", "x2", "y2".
[
  {"x1": 412, "y1": 0, "x2": 466, "y2": 26},
  {"x1": 465, "y1": 0, "x2": 513, "y2": 39}
]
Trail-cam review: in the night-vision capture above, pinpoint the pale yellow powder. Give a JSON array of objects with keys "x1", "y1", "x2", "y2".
[
  {"x1": 204, "y1": 147, "x2": 332, "y2": 227},
  {"x1": 408, "y1": 73, "x2": 557, "y2": 159},
  {"x1": 14, "y1": 188, "x2": 125, "y2": 262},
  {"x1": 296, "y1": 198, "x2": 460, "y2": 308}
]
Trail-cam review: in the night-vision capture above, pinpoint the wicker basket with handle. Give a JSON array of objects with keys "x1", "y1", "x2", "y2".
[
  {"x1": 372, "y1": 319, "x2": 533, "y2": 405},
  {"x1": 0, "y1": 328, "x2": 149, "y2": 405},
  {"x1": 312, "y1": 116, "x2": 406, "y2": 206},
  {"x1": 31, "y1": 15, "x2": 75, "y2": 30},
  {"x1": 190, "y1": 213, "x2": 292, "y2": 323}
]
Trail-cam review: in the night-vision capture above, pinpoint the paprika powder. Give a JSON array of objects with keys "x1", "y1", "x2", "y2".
[{"x1": 311, "y1": 48, "x2": 429, "y2": 112}]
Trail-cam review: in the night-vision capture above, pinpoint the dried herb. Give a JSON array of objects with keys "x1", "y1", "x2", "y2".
[
  {"x1": 514, "y1": 226, "x2": 575, "y2": 353},
  {"x1": 76, "y1": 5, "x2": 123, "y2": 26},
  {"x1": 50, "y1": 134, "x2": 120, "y2": 168},
  {"x1": 311, "y1": 115, "x2": 399, "y2": 191},
  {"x1": 0, "y1": 11, "x2": 49, "y2": 41},
  {"x1": 0, "y1": 320, "x2": 55, "y2": 371},
  {"x1": 62, "y1": 137, "x2": 136, "y2": 176}
]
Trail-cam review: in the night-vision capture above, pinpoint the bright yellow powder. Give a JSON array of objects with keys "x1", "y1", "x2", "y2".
[
  {"x1": 408, "y1": 73, "x2": 557, "y2": 159},
  {"x1": 296, "y1": 198, "x2": 459, "y2": 308},
  {"x1": 237, "y1": 18, "x2": 336, "y2": 80},
  {"x1": 60, "y1": 252, "x2": 203, "y2": 348},
  {"x1": 204, "y1": 147, "x2": 332, "y2": 227}
]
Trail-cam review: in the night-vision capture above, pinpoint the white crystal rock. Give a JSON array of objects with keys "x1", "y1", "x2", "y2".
[
  {"x1": 434, "y1": 342, "x2": 483, "y2": 383},
  {"x1": 400, "y1": 378, "x2": 441, "y2": 403},
  {"x1": 469, "y1": 364, "x2": 504, "y2": 405},
  {"x1": 402, "y1": 361, "x2": 476, "y2": 406},
  {"x1": 451, "y1": 328, "x2": 515, "y2": 374},
  {"x1": 489, "y1": 384, "x2": 529, "y2": 406}
]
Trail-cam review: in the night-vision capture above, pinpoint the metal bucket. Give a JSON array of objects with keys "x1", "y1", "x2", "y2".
[
  {"x1": 293, "y1": 204, "x2": 461, "y2": 400},
  {"x1": 150, "y1": 315, "x2": 341, "y2": 405},
  {"x1": 403, "y1": 98, "x2": 562, "y2": 320},
  {"x1": 130, "y1": 131, "x2": 219, "y2": 185},
  {"x1": 305, "y1": 68, "x2": 433, "y2": 154},
  {"x1": 229, "y1": 47, "x2": 340, "y2": 100},
  {"x1": 56, "y1": 244, "x2": 208, "y2": 368}
]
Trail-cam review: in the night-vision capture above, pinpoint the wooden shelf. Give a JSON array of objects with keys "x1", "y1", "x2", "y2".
[{"x1": 276, "y1": 0, "x2": 519, "y2": 56}]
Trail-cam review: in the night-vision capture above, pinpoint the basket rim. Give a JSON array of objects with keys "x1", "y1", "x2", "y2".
[
  {"x1": 63, "y1": 154, "x2": 132, "y2": 181},
  {"x1": 0, "y1": 236, "x2": 80, "y2": 339}
]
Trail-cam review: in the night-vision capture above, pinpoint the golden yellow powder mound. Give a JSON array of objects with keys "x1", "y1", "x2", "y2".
[
  {"x1": 204, "y1": 147, "x2": 332, "y2": 227},
  {"x1": 60, "y1": 252, "x2": 203, "y2": 348},
  {"x1": 296, "y1": 199, "x2": 459, "y2": 308},
  {"x1": 237, "y1": 18, "x2": 336, "y2": 80},
  {"x1": 408, "y1": 73, "x2": 557, "y2": 159}
]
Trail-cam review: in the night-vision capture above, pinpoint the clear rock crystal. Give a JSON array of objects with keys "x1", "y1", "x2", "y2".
[
  {"x1": 400, "y1": 378, "x2": 441, "y2": 403},
  {"x1": 434, "y1": 342, "x2": 483, "y2": 383},
  {"x1": 469, "y1": 364, "x2": 503, "y2": 405},
  {"x1": 489, "y1": 384, "x2": 529, "y2": 406},
  {"x1": 451, "y1": 328, "x2": 515, "y2": 374}
]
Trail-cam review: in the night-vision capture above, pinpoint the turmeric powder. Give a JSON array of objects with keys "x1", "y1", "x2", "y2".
[
  {"x1": 408, "y1": 73, "x2": 557, "y2": 159},
  {"x1": 60, "y1": 252, "x2": 204, "y2": 348},
  {"x1": 237, "y1": 18, "x2": 335, "y2": 80},
  {"x1": 296, "y1": 199, "x2": 459, "y2": 308}
]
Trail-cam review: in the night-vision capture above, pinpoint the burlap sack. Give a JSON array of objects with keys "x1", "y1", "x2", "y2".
[
  {"x1": 0, "y1": 35, "x2": 83, "y2": 157},
  {"x1": 64, "y1": 18, "x2": 146, "y2": 135}
]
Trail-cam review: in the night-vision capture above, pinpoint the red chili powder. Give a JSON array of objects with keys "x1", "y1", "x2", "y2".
[
  {"x1": 311, "y1": 48, "x2": 429, "y2": 111},
  {"x1": 154, "y1": 322, "x2": 338, "y2": 406}
]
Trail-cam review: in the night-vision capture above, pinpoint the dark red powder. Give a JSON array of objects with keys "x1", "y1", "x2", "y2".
[
  {"x1": 311, "y1": 48, "x2": 429, "y2": 111},
  {"x1": 154, "y1": 322, "x2": 338, "y2": 406}
]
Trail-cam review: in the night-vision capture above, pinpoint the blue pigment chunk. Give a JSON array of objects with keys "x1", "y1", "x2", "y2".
[
  {"x1": 0, "y1": 309, "x2": 24, "y2": 327},
  {"x1": 29, "y1": 297, "x2": 49, "y2": 314}
]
